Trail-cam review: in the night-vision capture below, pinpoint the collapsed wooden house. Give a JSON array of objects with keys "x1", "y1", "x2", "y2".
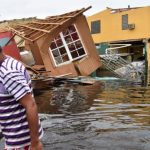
[{"x1": 9, "y1": 7, "x2": 101, "y2": 77}]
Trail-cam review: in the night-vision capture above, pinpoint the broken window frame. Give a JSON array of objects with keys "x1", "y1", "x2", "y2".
[{"x1": 49, "y1": 24, "x2": 87, "y2": 67}]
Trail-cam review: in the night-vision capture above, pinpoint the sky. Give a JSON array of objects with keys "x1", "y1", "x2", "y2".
[{"x1": 0, "y1": 0, "x2": 150, "y2": 21}]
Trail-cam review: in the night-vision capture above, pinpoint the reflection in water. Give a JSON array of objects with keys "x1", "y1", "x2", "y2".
[{"x1": 32, "y1": 80, "x2": 150, "y2": 150}]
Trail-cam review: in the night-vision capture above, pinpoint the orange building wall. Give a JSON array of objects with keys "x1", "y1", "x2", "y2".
[{"x1": 87, "y1": 6, "x2": 150, "y2": 43}]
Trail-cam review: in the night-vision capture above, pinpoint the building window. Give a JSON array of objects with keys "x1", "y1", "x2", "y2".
[
  {"x1": 122, "y1": 14, "x2": 128, "y2": 30},
  {"x1": 91, "y1": 20, "x2": 100, "y2": 34},
  {"x1": 49, "y1": 25, "x2": 86, "y2": 66}
]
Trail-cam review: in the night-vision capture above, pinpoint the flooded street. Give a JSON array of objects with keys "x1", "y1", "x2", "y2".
[
  {"x1": 34, "y1": 80, "x2": 150, "y2": 150},
  {"x1": 0, "y1": 80, "x2": 150, "y2": 150}
]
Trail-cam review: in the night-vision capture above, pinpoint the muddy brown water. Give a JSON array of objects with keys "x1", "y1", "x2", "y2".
[{"x1": 0, "y1": 80, "x2": 150, "y2": 150}]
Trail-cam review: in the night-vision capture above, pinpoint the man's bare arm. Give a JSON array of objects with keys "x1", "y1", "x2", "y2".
[{"x1": 19, "y1": 93, "x2": 43, "y2": 150}]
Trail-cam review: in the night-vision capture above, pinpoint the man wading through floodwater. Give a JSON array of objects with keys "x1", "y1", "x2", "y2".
[{"x1": 0, "y1": 46, "x2": 43, "y2": 150}]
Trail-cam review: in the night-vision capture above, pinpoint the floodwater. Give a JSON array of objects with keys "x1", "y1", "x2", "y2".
[
  {"x1": 35, "y1": 80, "x2": 150, "y2": 150},
  {"x1": 1, "y1": 79, "x2": 150, "y2": 150}
]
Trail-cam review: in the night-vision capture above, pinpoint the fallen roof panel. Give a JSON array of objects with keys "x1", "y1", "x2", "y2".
[{"x1": 9, "y1": 6, "x2": 91, "y2": 41}]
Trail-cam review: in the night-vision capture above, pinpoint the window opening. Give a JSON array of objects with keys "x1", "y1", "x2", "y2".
[
  {"x1": 122, "y1": 14, "x2": 128, "y2": 30},
  {"x1": 91, "y1": 20, "x2": 101, "y2": 34},
  {"x1": 49, "y1": 24, "x2": 86, "y2": 66}
]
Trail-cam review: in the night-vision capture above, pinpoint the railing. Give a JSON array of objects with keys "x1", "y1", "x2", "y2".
[{"x1": 99, "y1": 44, "x2": 143, "y2": 81}]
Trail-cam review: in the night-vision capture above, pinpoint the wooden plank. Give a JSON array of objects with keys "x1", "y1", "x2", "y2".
[
  {"x1": 9, "y1": 26, "x2": 33, "y2": 42},
  {"x1": 71, "y1": 6, "x2": 92, "y2": 18},
  {"x1": 15, "y1": 26, "x2": 37, "y2": 35},
  {"x1": 68, "y1": 79, "x2": 96, "y2": 85},
  {"x1": 32, "y1": 33, "x2": 47, "y2": 41},
  {"x1": 27, "y1": 24, "x2": 59, "y2": 41},
  {"x1": 28, "y1": 31, "x2": 44, "y2": 40},
  {"x1": 32, "y1": 21, "x2": 62, "y2": 25},
  {"x1": 20, "y1": 24, "x2": 49, "y2": 33},
  {"x1": 47, "y1": 15, "x2": 74, "y2": 19},
  {"x1": 42, "y1": 73, "x2": 72, "y2": 81},
  {"x1": 25, "y1": 29, "x2": 38, "y2": 37},
  {"x1": 33, "y1": 25, "x2": 59, "y2": 41},
  {"x1": 36, "y1": 24, "x2": 54, "y2": 32},
  {"x1": 47, "y1": 73, "x2": 72, "y2": 78},
  {"x1": 21, "y1": 28, "x2": 39, "y2": 37},
  {"x1": 22, "y1": 25, "x2": 50, "y2": 38},
  {"x1": 9, "y1": 7, "x2": 91, "y2": 43}
]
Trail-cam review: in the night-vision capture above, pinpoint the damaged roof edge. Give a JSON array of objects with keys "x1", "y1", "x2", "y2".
[{"x1": 8, "y1": 6, "x2": 92, "y2": 42}]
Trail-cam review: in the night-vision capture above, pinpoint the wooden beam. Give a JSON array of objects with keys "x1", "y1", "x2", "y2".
[
  {"x1": 9, "y1": 26, "x2": 33, "y2": 42},
  {"x1": 29, "y1": 24, "x2": 57, "y2": 41},
  {"x1": 73, "y1": 6, "x2": 92, "y2": 18},
  {"x1": 47, "y1": 15, "x2": 74, "y2": 19},
  {"x1": 33, "y1": 33, "x2": 47, "y2": 41},
  {"x1": 32, "y1": 21, "x2": 62, "y2": 25},
  {"x1": 33, "y1": 25, "x2": 59, "y2": 41},
  {"x1": 53, "y1": 7, "x2": 92, "y2": 27},
  {"x1": 18, "y1": 25, "x2": 46, "y2": 37},
  {"x1": 47, "y1": 6, "x2": 91, "y2": 19},
  {"x1": 25, "y1": 29, "x2": 38, "y2": 37},
  {"x1": 20, "y1": 24, "x2": 50, "y2": 33},
  {"x1": 9, "y1": 6, "x2": 92, "y2": 42},
  {"x1": 82, "y1": 6, "x2": 92, "y2": 13}
]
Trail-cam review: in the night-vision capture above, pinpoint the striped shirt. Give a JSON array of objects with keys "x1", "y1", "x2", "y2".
[{"x1": 0, "y1": 56, "x2": 43, "y2": 149}]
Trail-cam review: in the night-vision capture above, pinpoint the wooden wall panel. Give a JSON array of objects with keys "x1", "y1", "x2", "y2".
[
  {"x1": 76, "y1": 56, "x2": 100, "y2": 75},
  {"x1": 37, "y1": 34, "x2": 78, "y2": 76},
  {"x1": 75, "y1": 15, "x2": 101, "y2": 75},
  {"x1": 29, "y1": 42, "x2": 44, "y2": 65}
]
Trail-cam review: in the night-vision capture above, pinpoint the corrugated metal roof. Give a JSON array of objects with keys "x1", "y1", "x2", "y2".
[{"x1": 9, "y1": 7, "x2": 91, "y2": 42}]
